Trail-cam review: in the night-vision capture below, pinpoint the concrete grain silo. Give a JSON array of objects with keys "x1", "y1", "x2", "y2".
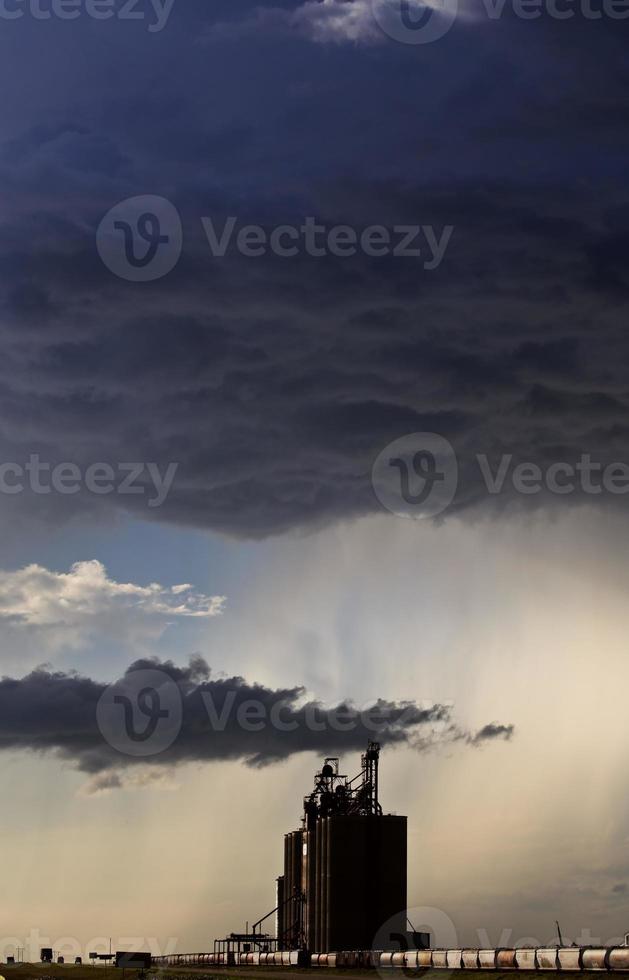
[{"x1": 277, "y1": 743, "x2": 407, "y2": 954}]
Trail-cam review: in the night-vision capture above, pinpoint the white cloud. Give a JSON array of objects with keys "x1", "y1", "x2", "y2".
[
  {"x1": 286, "y1": 0, "x2": 383, "y2": 43},
  {"x1": 0, "y1": 559, "x2": 224, "y2": 624},
  {"x1": 206, "y1": 0, "x2": 391, "y2": 45},
  {"x1": 205, "y1": 0, "x2": 473, "y2": 45},
  {"x1": 0, "y1": 560, "x2": 225, "y2": 666}
]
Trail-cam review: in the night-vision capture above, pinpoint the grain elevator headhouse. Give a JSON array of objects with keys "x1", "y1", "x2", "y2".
[{"x1": 276, "y1": 742, "x2": 407, "y2": 953}]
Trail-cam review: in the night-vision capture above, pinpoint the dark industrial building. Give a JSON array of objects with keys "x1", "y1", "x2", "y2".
[{"x1": 274, "y1": 743, "x2": 407, "y2": 953}]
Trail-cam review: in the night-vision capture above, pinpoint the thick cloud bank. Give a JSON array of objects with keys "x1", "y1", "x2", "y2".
[
  {"x1": 4, "y1": 175, "x2": 629, "y2": 536},
  {"x1": 0, "y1": 657, "x2": 514, "y2": 790},
  {"x1": 0, "y1": 3, "x2": 627, "y2": 537}
]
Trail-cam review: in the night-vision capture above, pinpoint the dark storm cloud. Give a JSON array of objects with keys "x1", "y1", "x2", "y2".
[
  {"x1": 2, "y1": 176, "x2": 629, "y2": 536},
  {"x1": 0, "y1": 3, "x2": 627, "y2": 536},
  {"x1": 0, "y1": 657, "x2": 514, "y2": 781}
]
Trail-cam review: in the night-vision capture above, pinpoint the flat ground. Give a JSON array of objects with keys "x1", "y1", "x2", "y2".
[
  {"x1": 0, "y1": 969, "x2": 144, "y2": 980},
  {"x1": 3, "y1": 967, "x2": 629, "y2": 980}
]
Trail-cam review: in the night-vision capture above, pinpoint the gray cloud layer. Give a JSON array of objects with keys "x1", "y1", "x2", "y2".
[
  {"x1": 0, "y1": 657, "x2": 514, "y2": 783},
  {"x1": 0, "y1": 6, "x2": 626, "y2": 537},
  {"x1": 3, "y1": 176, "x2": 629, "y2": 536}
]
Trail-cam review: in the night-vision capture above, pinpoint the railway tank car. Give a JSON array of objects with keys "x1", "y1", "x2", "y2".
[{"x1": 152, "y1": 946, "x2": 629, "y2": 972}]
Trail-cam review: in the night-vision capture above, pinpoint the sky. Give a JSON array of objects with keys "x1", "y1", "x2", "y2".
[{"x1": 1, "y1": 0, "x2": 629, "y2": 962}]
